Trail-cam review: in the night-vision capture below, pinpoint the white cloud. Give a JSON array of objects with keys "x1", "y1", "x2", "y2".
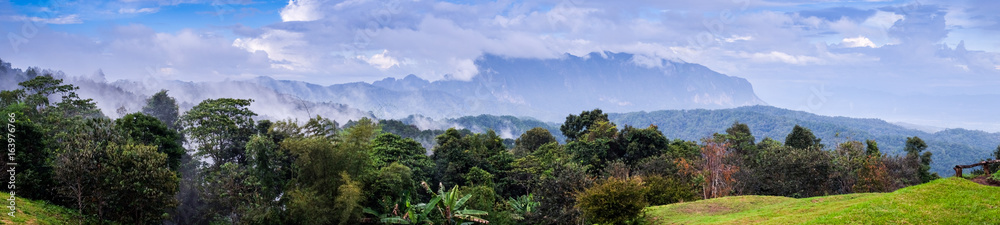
[
  {"x1": 119, "y1": 7, "x2": 159, "y2": 14},
  {"x1": 357, "y1": 50, "x2": 400, "y2": 70},
  {"x1": 723, "y1": 35, "x2": 753, "y2": 43},
  {"x1": 7, "y1": 14, "x2": 82, "y2": 24},
  {"x1": 446, "y1": 58, "x2": 478, "y2": 81},
  {"x1": 280, "y1": 0, "x2": 324, "y2": 22},
  {"x1": 232, "y1": 29, "x2": 310, "y2": 70},
  {"x1": 841, "y1": 36, "x2": 877, "y2": 48},
  {"x1": 862, "y1": 10, "x2": 904, "y2": 29},
  {"x1": 739, "y1": 51, "x2": 823, "y2": 65}
]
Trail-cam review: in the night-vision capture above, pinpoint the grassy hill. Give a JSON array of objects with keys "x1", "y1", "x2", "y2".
[
  {"x1": 0, "y1": 192, "x2": 83, "y2": 224},
  {"x1": 646, "y1": 177, "x2": 1000, "y2": 224}
]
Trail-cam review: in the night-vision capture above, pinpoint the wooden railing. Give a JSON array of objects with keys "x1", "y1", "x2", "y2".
[{"x1": 954, "y1": 159, "x2": 1000, "y2": 177}]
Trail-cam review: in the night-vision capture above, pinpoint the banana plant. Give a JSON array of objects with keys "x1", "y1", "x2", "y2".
[
  {"x1": 378, "y1": 197, "x2": 439, "y2": 225},
  {"x1": 421, "y1": 181, "x2": 489, "y2": 225},
  {"x1": 507, "y1": 194, "x2": 539, "y2": 221}
]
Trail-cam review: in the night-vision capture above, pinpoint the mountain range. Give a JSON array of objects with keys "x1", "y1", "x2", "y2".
[{"x1": 248, "y1": 52, "x2": 766, "y2": 121}]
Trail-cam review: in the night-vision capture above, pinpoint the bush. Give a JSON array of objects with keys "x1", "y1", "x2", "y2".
[
  {"x1": 576, "y1": 177, "x2": 647, "y2": 225},
  {"x1": 644, "y1": 176, "x2": 699, "y2": 205},
  {"x1": 991, "y1": 172, "x2": 1000, "y2": 182}
]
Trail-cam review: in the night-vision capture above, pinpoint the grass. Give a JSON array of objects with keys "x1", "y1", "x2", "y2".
[
  {"x1": 646, "y1": 177, "x2": 1000, "y2": 224},
  {"x1": 0, "y1": 192, "x2": 84, "y2": 225}
]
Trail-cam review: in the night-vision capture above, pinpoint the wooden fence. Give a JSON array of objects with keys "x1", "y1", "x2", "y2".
[{"x1": 954, "y1": 159, "x2": 1000, "y2": 177}]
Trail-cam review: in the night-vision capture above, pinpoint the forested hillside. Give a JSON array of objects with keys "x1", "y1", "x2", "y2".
[{"x1": 609, "y1": 106, "x2": 1000, "y2": 176}]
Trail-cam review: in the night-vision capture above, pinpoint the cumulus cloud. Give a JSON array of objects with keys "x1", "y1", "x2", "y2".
[
  {"x1": 841, "y1": 36, "x2": 877, "y2": 48},
  {"x1": 357, "y1": 50, "x2": 400, "y2": 70},
  {"x1": 280, "y1": 0, "x2": 324, "y2": 22}
]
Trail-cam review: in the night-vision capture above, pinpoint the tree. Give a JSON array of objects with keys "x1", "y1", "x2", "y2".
[
  {"x1": 697, "y1": 139, "x2": 738, "y2": 199},
  {"x1": 116, "y1": 112, "x2": 184, "y2": 171},
  {"x1": 0, "y1": 104, "x2": 54, "y2": 201},
  {"x1": 533, "y1": 162, "x2": 592, "y2": 224},
  {"x1": 370, "y1": 162, "x2": 415, "y2": 211},
  {"x1": 784, "y1": 125, "x2": 822, "y2": 149},
  {"x1": 616, "y1": 124, "x2": 669, "y2": 165},
  {"x1": 865, "y1": 139, "x2": 880, "y2": 156},
  {"x1": 994, "y1": 144, "x2": 1000, "y2": 160},
  {"x1": 180, "y1": 98, "x2": 257, "y2": 166},
  {"x1": 513, "y1": 127, "x2": 557, "y2": 158},
  {"x1": 722, "y1": 121, "x2": 756, "y2": 154},
  {"x1": 141, "y1": 90, "x2": 180, "y2": 131},
  {"x1": 104, "y1": 144, "x2": 180, "y2": 224},
  {"x1": 904, "y1": 136, "x2": 927, "y2": 156},
  {"x1": 854, "y1": 155, "x2": 891, "y2": 193},
  {"x1": 576, "y1": 177, "x2": 647, "y2": 225},
  {"x1": 334, "y1": 172, "x2": 364, "y2": 225},
  {"x1": 53, "y1": 118, "x2": 178, "y2": 224},
  {"x1": 560, "y1": 109, "x2": 608, "y2": 142},
  {"x1": 905, "y1": 136, "x2": 936, "y2": 183},
  {"x1": 371, "y1": 132, "x2": 434, "y2": 184}
]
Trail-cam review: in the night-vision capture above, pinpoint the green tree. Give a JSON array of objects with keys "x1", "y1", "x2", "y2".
[
  {"x1": 718, "y1": 121, "x2": 756, "y2": 155},
  {"x1": 905, "y1": 136, "x2": 937, "y2": 183},
  {"x1": 616, "y1": 124, "x2": 669, "y2": 165},
  {"x1": 104, "y1": 144, "x2": 180, "y2": 224},
  {"x1": 180, "y1": 98, "x2": 257, "y2": 165},
  {"x1": 53, "y1": 118, "x2": 178, "y2": 224},
  {"x1": 335, "y1": 172, "x2": 364, "y2": 225},
  {"x1": 0, "y1": 103, "x2": 54, "y2": 201},
  {"x1": 370, "y1": 162, "x2": 416, "y2": 211},
  {"x1": 116, "y1": 112, "x2": 184, "y2": 171},
  {"x1": 513, "y1": 127, "x2": 557, "y2": 158},
  {"x1": 141, "y1": 90, "x2": 180, "y2": 130},
  {"x1": 560, "y1": 109, "x2": 609, "y2": 142},
  {"x1": 533, "y1": 162, "x2": 592, "y2": 224},
  {"x1": 371, "y1": 132, "x2": 434, "y2": 184},
  {"x1": 784, "y1": 125, "x2": 823, "y2": 149},
  {"x1": 576, "y1": 177, "x2": 647, "y2": 225},
  {"x1": 865, "y1": 139, "x2": 880, "y2": 156}
]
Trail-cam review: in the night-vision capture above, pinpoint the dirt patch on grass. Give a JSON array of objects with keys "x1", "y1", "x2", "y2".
[
  {"x1": 677, "y1": 204, "x2": 733, "y2": 215},
  {"x1": 969, "y1": 176, "x2": 1000, "y2": 187}
]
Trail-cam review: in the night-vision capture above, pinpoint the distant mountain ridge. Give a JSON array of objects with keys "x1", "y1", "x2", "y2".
[
  {"x1": 249, "y1": 52, "x2": 766, "y2": 121},
  {"x1": 607, "y1": 105, "x2": 1000, "y2": 177}
]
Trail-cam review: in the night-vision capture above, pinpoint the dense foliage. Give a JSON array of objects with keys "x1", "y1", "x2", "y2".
[{"x1": 0, "y1": 68, "x2": 985, "y2": 225}]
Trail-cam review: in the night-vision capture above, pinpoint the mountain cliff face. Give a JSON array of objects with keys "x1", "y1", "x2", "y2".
[{"x1": 252, "y1": 52, "x2": 766, "y2": 121}]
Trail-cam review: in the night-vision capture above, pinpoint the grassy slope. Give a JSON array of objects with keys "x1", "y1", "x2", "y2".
[
  {"x1": 647, "y1": 178, "x2": 1000, "y2": 224},
  {"x1": 0, "y1": 192, "x2": 82, "y2": 225}
]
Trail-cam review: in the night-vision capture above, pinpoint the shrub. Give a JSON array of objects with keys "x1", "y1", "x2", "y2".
[
  {"x1": 576, "y1": 177, "x2": 647, "y2": 225},
  {"x1": 644, "y1": 175, "x2": 699, "y2": 205}
]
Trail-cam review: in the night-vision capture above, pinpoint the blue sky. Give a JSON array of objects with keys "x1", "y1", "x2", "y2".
[{"x1": 2, "y1": 0, "x2": 1000, "y2": 131}]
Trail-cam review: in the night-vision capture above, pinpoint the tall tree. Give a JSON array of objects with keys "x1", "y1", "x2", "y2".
[
  {"x1": 905, "y1": 136, "x2": 936, "y2": 183},
  {"x1": 180, "y1": 98, "x2": 257, "y2": 166},
  {"x1": 723, "y1": 121, "x2": 756, "y2": 154},
  {"x1": 784, "y1": 125, "x2": 823, "y2": 149},
  {"x1": 560, "y1": 109, "x2": 608, "y2": 142},
  {"x1": 513, "y1": 127, "x2": 557, "y2": 158},
  {"x1": 141, "y1": 90, "x2": 180, "y2": 131},
  {"x1": 616, "y1": 124, "x2": 669, "y2": 165},
  {"x1": 865, "y1": 139, "x2": 880, "y2": 156},
  {"x1": 116, "y1": 112, "x2": 184, "y2": 171}
]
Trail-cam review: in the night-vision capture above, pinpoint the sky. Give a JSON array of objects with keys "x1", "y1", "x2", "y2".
[{"x1": 1, "y1": 0, "x2": 999, "y2": 131}]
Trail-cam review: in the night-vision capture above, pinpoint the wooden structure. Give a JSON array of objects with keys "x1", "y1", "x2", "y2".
[{"x1": 954, "y1": 159, "x2": 1000, "y2": 177}]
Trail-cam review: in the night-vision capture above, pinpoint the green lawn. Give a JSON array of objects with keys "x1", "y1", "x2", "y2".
[
  {"x1": 0, "y1": 192, "x2": 83, "y2": 225},
  {"x1": 647, "y1": 177, "x2": 1000, "y2": 224}
]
